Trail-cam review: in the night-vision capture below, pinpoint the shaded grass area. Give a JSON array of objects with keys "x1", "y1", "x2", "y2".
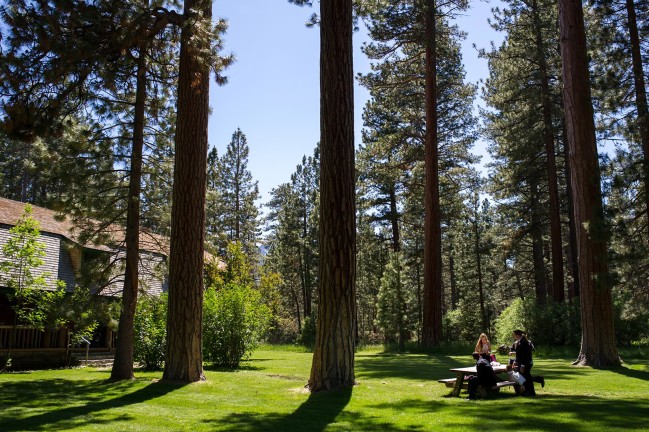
[{"x1": 1, "y1": 348, "x2": 648, "y2": 431}]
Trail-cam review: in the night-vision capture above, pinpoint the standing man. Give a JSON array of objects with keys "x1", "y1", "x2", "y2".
[{"x1": 512, "y1": 329, "x2": 545, "y2": 395}]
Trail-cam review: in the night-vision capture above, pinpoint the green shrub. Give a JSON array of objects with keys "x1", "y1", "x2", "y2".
[
  {"x1": 443, "y1": 300, "x2": 484, "y2": 343},
  {"x1": 203, "y1": 284, "x2": 271, "y2": 368},
  {"x1": 493, "y1": 298, "x2": 581, "y2": 347},
  {"x1": 133, "y1": 293, "x2": 167, "y2": 370},
  {"x1": 299, "y1": 315, "x2": 317, "y2": 349},
  {"x1": 613, "y1": 294, "x2": 649, "y2": 347},
  {"x1": 266, "y1": 316, "x2": 300, "y2": 344},
  {"x1": 493, "y1": 298, "x2": 528, "y2": 346}
]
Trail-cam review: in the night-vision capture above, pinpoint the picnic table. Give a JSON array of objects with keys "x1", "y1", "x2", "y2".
[{"x1": 440, "y1": 364, "x2": 521, "y2": 397}]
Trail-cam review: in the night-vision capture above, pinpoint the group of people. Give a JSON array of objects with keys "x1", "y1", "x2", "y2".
[{"x1": 466, "y1": 330, "x2": 545, "y2": 400}]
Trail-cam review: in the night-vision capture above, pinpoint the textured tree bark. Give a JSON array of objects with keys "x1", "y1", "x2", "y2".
[
  {"x1": 532, "y1": 0, "x2": 565, "y2": 302},
  {"x1": 558, "y1": 0, "x2": 619, "y2": 367},
  {"x1": 163, "y1": 0, "x2": 211, "y2": 382},
  {"x1": 110, "y1": 42, "x2": 147, "y2": 381},
  {"x1": 308, "y1": 0, "x2": 356, "y2": 392},
  {"x1": 563, "y1": 128, "x2": 580, "y2": 300},
  {"x1": 422, "y1": 0, "x2": 443, "y2": 348},
  {"x1": 625, "y1": 0, "x2": 649, "y2": 231}
]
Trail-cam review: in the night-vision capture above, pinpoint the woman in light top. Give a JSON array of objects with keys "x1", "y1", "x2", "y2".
[{"x1": 474, "y1": 333, "x2": 491, "y2": 355}]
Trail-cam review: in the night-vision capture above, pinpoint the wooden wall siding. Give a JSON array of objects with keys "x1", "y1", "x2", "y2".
[
  {"x1": 0, "y1": 225, "x2": 61, "y2": 291},
  {"x1": 94, "y1": 250, "x2": 167, "y2": 297},
  {"x1": 1, "y1": 226, "x2": 167, "y2": 298},
  {"x1": 58, "y1": 242, "x2": 77, "y2": 291}
]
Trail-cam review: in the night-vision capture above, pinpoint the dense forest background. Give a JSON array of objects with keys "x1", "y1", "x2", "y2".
[{"x1": 1, "y1": 0, "x2": 648, "y2": 358}]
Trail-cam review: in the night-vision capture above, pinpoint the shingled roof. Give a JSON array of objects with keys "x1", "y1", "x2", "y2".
[{"x1": 0, "y1": 197, "x2": 169, "y2": 256}]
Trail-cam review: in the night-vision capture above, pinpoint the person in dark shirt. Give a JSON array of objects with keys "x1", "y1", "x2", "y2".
[
  {"x1": 467, "y1": 353, "x2": 498, "y2": 400},
  {"x1": 512, "y1": 329, "x2": 545, "y2": 395}
]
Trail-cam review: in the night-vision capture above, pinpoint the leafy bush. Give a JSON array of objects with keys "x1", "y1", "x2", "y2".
[
  {"x1": 493, "y1": 298, "x2": 581, "y2": 347},
  {"x1": 266, "y1": 316, "x2": 300, "y2": 344},
  {"x1": 613, "y1": 292, "x2": 649, "y2": 347},
  {"x1": 133, "y1": 293, "x2": 167, "y2": 370},
  {"x1": 203, "y1": 284, "x2": 271, "y2": 368},
  {"x1": 442, "y1": 300, "x2": 484, "y2": 343},
  {"x1": 299, "y1": 315, "x2": 317, "y2": 349},
  {"x1": 493, "y1": 298, "x2": 528, "y2": 346}
]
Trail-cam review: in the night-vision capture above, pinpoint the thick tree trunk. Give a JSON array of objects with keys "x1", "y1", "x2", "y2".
[
  {"x1": 558, "y1": 0, "x2": 619, "y2": 367},
  {"x1": 532, "y1": 0, "x2": 565, "y2": 302},
  {"x1": 110, "y1": 42, "x2": 147, "y2": 381},
  {"x1": 422, "y1": 0, "x2": 443, "y2": 348},
  {"x1": 563, "y1": 130, "x2": 580, "y2": 300},
  {"x1": 625, "y1": 0, "x2": 649, "y2": 231},
  {"x1": 308, "y1": 0, "x2": 356, "y2": 392},
  {"x1": 163, "y1": 0, "x2": 211, "y2": 383}
]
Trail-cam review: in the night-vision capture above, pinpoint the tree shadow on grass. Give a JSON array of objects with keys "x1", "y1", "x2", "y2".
[
  {"x1": 461, "y1": 394, "x2": 649, "y2": 432},
  {"x1": 607, "y1": 365, "x2": 649, "y2": 381},
  {"x1": 0, "y1": 379, "x2": 182, "y2": 431},
  {"x1": 203, "y1": 364, "x2": 263, "y2": 372},
  {"x1": 355, "y1": 353, "x2": 466, "y2": 381},
  {"x1": 204, "y1": 388, "x2": 361, "y2": 432},
  {"x1": 367, "y1": 394, "x2": 648, "y2": 431}
]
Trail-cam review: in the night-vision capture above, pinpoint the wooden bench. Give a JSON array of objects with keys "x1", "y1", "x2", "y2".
[
  {"x1": 438, "y1": 378, "x2": 468, "y2": 389},
  {"x1": 437, "y1": 378, "x2": 520, "y2": 396}
]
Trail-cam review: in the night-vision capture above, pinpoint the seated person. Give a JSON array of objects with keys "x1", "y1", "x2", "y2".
[
  {"x1": 467, "y1": 353, "x2": 498, "y2": 400},
  {"x1": 474, "y1": 333, "x2": 492, "y2": 356}
]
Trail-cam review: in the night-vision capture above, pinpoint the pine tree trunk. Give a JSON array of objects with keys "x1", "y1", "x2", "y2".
[
  {"x1": 396, "y1": 262, "x2": 405, "y2": 352},
  {"x1": 564, "y1": 131, "x2": 580, "y2": 300},
  {"x1": 625, "y1": 0, "x2": 649, "y2": 231},
  {"x1": 110, "y1": 42, "x2": 147, "y2": 381},
  {"x1": 449, "y1": 248, "x2": 457, "y2": 310},
  {"x1": 532, "y1": 0, "x2": 565, "y2": 302},
  {"x1": 163, "y1": 0, "x2": 211, "y2": 382},
  {"x1": 308, "y1": 0, "x2": 356, "y2": 392},
  {"x1": 530, "y1": 180, "x2": 548, "y2": 304},
  {"x1": 293, "y1": 288, "x2": 302, "y2": 331},
  {"x1": 422, "y1": 0, "x2": 443, "y2": 348},
  {"x1": 558, "y1": 0, "x2": 619, "y2": 367}
]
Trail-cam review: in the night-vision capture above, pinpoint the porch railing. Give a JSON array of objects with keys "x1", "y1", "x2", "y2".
[{"x1": 0, "y1": 325, "x2": 66, "y2": 349}]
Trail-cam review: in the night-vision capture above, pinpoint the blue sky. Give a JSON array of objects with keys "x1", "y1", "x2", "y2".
[{"x1": 209, "y1": 0, "x2": 504, "y2": 203}]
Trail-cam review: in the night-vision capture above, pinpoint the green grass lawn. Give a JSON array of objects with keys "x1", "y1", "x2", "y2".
[{"x1": 1, "y1": 346, "x2": 648, "y2": 431}]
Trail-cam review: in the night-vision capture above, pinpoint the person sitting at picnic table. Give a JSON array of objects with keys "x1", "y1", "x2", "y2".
[
  {"x1": 474, "y1": 333, "x2": 491, "y2": 356},
  {"x1": 467, "y1": 353, "x2": 498, "y2": 400},
  {"x1": 511, "y1": 329, "x2": 545, "y2": 396}
]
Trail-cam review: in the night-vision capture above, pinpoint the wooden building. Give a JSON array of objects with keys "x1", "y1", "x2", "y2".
[{"x1": 0, "y1": 197, "x2": 170, "y2": 368}]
